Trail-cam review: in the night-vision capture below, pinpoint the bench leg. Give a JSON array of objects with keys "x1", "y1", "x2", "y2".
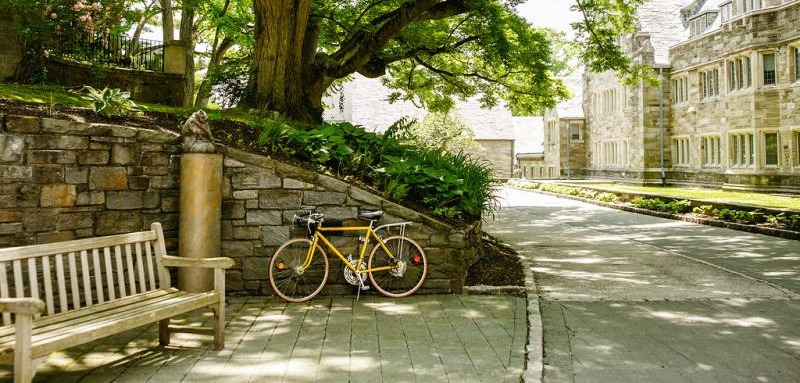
[
  {"x1": 213, "y1": 303, "x2": 225, "y2": 350},
  {"x1": 14, "y1": 314, "x2": 34, "y2": 383},
  {"x1": 213, "y1": 268, "x2": 226, "y2": 350},
  {"x1": 159, "y1": 318, "x2": 171, "y2": 346}
]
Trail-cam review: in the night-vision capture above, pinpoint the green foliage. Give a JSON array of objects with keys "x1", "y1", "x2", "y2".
[
  {"x1": 692, "y1": 205, "x2": 715, "y2": 215},
  {"x1": 670, "y1": 200, "x2": 692, "y2": 214},
  {"x1": 715, "y1": 208, "x2": 735, "y2": 221},
  {"x1": 257, "y1": 120, "x2": 497, "y2": 221},
  {"x1": 596, "y1": 192, "x2": 619, "y2": 203},
  {"x1": 630, "y1": 197, "x2": 691, "y2": 213},
  {"x1": 765, "y1": 213, "x2": 785, "y2": 226},
  {"x1": 393, "y1": 113, "x2": 480, "y2": 154},
  {"x1": 78, "y1": 86, "x2": 138, "y2": 117},
  {"x1": 570, "y1": 0, "x2": 651, "y2": 86},
  {"x1": 788, "y1": 215, "x2": 800, "y2": 230},
  {"x1": 506, "y1": 179, "x2": 540, "y2": 190}
]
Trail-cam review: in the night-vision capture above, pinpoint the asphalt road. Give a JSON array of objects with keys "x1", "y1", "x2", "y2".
[{"x1": 484, "y1": 187, "x2": 800, "y2": 383}]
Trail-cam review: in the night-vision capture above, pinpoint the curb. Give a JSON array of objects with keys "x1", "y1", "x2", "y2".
[{"x1": 463, "y1": 263, "x2": 543, "y2": 382}]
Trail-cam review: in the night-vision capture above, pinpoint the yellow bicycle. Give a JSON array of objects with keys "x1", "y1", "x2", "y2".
[{"x1": 268, "y1": 210, "x2": 428, "y2": 302}]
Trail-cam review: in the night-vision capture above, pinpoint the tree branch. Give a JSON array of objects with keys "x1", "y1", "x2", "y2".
[{"x1": 326, "y1": 0, "x2": 473, "y2": 78}]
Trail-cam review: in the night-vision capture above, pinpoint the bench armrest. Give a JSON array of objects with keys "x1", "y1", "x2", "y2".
[
  {"x1": 0, "y1": 298, "x2": 46, "y2": 315},
  {"x1": 161, "y1": 255, "x2": 234, "y2": 269}
]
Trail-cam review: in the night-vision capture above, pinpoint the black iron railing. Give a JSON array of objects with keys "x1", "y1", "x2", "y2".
[{"x1": 52, "y1": 32, "x2": 165, "y2": 72}]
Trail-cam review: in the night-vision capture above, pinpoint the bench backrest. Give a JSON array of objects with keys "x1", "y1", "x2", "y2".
[{"x1": 0, "y1": 223, "x2": 170, "y2": 325}]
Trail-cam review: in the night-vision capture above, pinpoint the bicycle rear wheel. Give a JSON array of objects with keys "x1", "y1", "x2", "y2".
[
  {"x1": 368, "y1": 236, "x2": 427, "y2": 298},
  {"x1": 269, "y1": 238, "x2": 329, "y2": 302}
]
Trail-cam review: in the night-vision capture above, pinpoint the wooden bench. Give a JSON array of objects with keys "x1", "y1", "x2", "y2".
[{"x1": 0, "y1": 222, "x2": 234, "y2": 383}]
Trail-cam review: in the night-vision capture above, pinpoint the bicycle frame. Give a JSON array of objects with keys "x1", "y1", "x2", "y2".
[{"x1": 303, "y1": 225, "x2": 397, "y2": 274}]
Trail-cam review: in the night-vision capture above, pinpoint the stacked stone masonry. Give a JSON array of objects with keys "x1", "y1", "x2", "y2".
[{"x1": 0, "y1": 114, "x2": 480, "y2": 295}]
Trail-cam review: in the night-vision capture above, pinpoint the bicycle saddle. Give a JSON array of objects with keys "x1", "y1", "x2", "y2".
[{"x1": 358, "y1": 210, "x2": 384, "y2": 220}]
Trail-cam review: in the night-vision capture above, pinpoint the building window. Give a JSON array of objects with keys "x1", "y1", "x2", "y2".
[
  {"x1": 795, "y1": 131, "x2": 800, "y2": 166},
  {"x1": 700, "y1": 68, "x2": 719, "y2": 98},
  {"x1": 569, "y1": 123, "x2": 581, "y2": 141},
  {"x1": 749, "y1": 0, "x2": 764, "y2": 11},
  {"x1": 762, "y1": 52, "x2": 776, "y2": 86},
  {"x1": 764, "y1": 132, "x2": 779, "y2": 166},
  {"x1": 721, "y1": 2, "x2": 732, "y2": 21},
  {"x1": 689, "y1": 12, "x2": 718, "y2": 37},
  {"x1": 728, "y1": 56, "x2": 751, "y2": 91},
  {"x1": 793, "y1": 47, "x2": 800, "y2": 82},
  {"x1": 673, "y1": 137, "x2": 690, "y2": 166},
  {"x1": 671, "y1": 76, "x2": 689, "y2": 104},
  {"x1": 702, "y1": 136, "x2": 721, "y2": 166},
  {"x1": 622, "y1": 140, "x2": 629, "y2": 167},
  {"x1": 730, "y1": 132, "x2": 754, "y2": 168}
]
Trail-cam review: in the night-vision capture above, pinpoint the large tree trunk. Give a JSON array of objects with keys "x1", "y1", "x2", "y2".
[
  {"x1": 242, "y1": 0, "x2": 329, "y2": 123},
  {"x1": 179, "y1": 3, "x2": 195, "y2": 107}
]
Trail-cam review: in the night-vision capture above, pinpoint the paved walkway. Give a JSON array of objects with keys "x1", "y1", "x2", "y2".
[
  {"x1": 2, "y1": 295, "x2": 526, "y2": 383},
  {"x1": 485, "y1": 187, "x2": 800, "y2": 383}
]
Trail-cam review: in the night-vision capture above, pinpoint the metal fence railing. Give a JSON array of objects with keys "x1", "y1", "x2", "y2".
[{"x1": 52, "y1": 32, "x2": 165, "y2": 72}]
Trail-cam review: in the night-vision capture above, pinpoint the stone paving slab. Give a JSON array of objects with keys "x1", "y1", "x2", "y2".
[
  {"x1": 1, "y1": 295, "x2": 526, "y2": 383},
  {"x1": 541, "y1": 299, "x2": 800, "y2": 383}
]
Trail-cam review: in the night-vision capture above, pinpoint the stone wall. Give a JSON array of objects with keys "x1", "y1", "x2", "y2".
[
  {"x1": 0, "y1": 114, "x2": 480, "y2": 295},
  {"x1": 467, "y1": 139, "x2": 514, "y2": 179},
  {"x1": 45, "y1": 58, "x2": 186, "y2": 107}
]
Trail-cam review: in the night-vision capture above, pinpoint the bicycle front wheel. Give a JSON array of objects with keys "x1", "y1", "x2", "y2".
[
  {"x1": 269, "y1": 238, "x2": 329, "y2": 302},
  {"x1": 368, "y1": 236, "x2": 427, "y2": 298}
]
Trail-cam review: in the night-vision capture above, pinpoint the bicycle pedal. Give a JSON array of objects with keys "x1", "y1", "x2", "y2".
[{"x1": 360, "y1": 285, "x2": 370, "y2": 291}]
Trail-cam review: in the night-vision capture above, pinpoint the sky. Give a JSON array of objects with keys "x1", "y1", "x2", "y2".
[{"x1": 516, "y1": 0, "x2": 581, "y2": 36}]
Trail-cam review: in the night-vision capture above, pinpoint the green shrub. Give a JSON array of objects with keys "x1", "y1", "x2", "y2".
[
  {"x1": 788, "y1": 215, "x2": 800, "y2": 230},
  {"x1": 79, "y1": 86, "x2": 138, "y2": 117},
  {"x1": 715, "y1": 208, "x2": 735, "y2": 221},
  {"x1": 257, "y1": 121, "x2": 497, "y2": 221},
  {"x1": 596, "y1": 192, "x2": 619, "y2": 203},
  {"x1": 669, "y1": 200, "x2": 692, "y2": 214},
  {"x1": 693, "y1": 205, "x2": 714, "y2": 215},
  {"x1": 632, "y1": 197, "x2": 668, "y2": 211},
  {"x1": 765, "y1": 214, "x2": 786, "y2": 226}
]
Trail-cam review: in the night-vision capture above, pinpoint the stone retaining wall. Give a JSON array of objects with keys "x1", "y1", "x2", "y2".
[{"x1": 0, "y1": 113, "x2": 480, "y2": 295}]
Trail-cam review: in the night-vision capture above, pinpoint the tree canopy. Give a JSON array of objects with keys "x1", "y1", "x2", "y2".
[{"x1": 6, "y1": 0, "x2": 645, "y2": 123}]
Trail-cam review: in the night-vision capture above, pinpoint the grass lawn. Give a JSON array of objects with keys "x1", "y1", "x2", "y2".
[
  {"x1": 0, "y1": 83, "x2": 269, "y2": 126},
  {"x1": 576, "y1": 182, "x2": 800, "y2": 210}
]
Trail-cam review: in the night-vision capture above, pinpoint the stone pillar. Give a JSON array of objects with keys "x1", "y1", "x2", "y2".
[
  {"x1": 163, "y1": 42, "x2": 186, "y2": 75},
  {"x1": 179, "y1": 153, "x2": 222, "y2": 292}
]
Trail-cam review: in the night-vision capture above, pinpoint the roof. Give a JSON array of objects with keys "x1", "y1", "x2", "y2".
[
  {"x1": 322, "y1": 74, "x2": 517, "y2": 140},
  {"x1": 636, "y1": 0, "x2": 688, "y2": 65},
  {"x1": 548, "y1": 68, "x2": 584, "y2": 119},
  {"x1": 512, "y1": 116, "x2": 544, "y2": 154}
]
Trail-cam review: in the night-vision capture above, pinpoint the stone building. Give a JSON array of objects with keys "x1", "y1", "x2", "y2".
[
  {"x1": 513, "y1": 116, "x2": 546, "y2": 179},
  {"x1": 323, "y1": 75, "x2": 521, "y2": 179},
  {"x1": 668, "y1": 0, "x2": 800, "y2": 191},
  {"x1": 542, "y1": 72, "x2": 587, "y2": 179},
  {"x1": 557, "y1": 0, "x2": 800, "y2": 192},
  {"x1": 582, "y1": 0, "x2": 686, "y2": 184}
]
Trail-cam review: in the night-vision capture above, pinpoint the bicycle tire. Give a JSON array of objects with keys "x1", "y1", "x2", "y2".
[
  {"x1": 367, "y1": 235, "x2": 427, "y2": 298},
  {"x1": 269, "y1": 238, "x2": 329, "y2": 302}
]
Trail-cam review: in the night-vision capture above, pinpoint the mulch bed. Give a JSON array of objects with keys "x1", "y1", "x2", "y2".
[{"x1": 465, "y1": 233, "x2": 525, "y2": 287}]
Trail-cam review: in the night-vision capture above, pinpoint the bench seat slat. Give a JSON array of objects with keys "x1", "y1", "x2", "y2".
[
  {"x1": 0, "y1": 290, "x2": 219, "y2": 362},
  {"x1": 0, "y1": 232, "x2": 158, "y2": 262},
  {"x1": 0, "y1": 289, "x2": 175, "y2": 340}
]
